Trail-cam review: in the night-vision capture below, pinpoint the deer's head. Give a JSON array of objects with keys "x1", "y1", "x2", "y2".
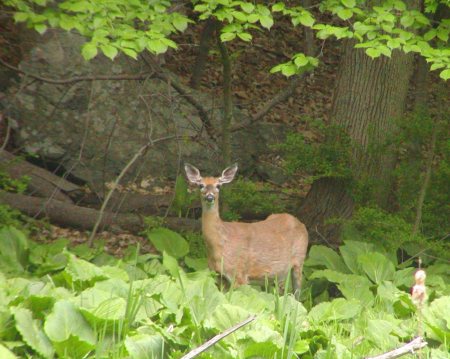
[{"x1": 184, "y1": 163, "x2": 238, "y2": 208}]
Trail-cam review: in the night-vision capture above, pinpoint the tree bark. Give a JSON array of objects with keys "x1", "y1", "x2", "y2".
[
  {"x1": 190, "y1": 19, "x2": 217, "y2": 89},
  {"x1": 298, "y1": 41, "x2": 415, "y2": 244},
  {"x1": 217, "y1": 34, "x2": 233, "y2": 166},
  {"x1": 0, "y1": 190, "x2": 200, "y2": 234},
  {"x1": 0, "y1": 149, "x2": 79, "y2": 203}
]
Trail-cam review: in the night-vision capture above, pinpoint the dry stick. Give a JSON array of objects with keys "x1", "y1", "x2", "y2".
[
  {"x1": 181, "y1": 316, "x2": 256, "y2": 359},
  {"x1": 0, "y1": 58, "x2": 152, "y2": 84},
  {"x1": 87, "y1": 136, "x2": 176, "y2": 247},
  {"x1": 365, "y1": 337, "x2": 427, "y2": 359}
]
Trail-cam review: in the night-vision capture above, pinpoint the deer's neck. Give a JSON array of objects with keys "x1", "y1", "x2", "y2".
[{"x1": 201, "y1": 200, "x2": 225, "y2": 249}]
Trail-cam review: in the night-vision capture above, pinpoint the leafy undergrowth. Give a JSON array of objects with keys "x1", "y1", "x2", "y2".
[{"x1": 0, "y1": 226, "x2": 449, "y2": 358}]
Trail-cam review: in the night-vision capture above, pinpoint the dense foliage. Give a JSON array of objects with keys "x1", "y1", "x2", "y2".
[
  {"x1": 0, "y1": 225, "x2": 448, "y2": 358},
  {"x1": 4, "y1": 0, "x2": 450, "y2": 79}
]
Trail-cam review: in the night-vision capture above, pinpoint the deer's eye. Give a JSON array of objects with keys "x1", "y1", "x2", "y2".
[
  {"x1": 216, "y1": 184, "x2": 221, "y2": 191},
  {"x1": 199, "y1": 184, "x2": 205, "y2": 189}
]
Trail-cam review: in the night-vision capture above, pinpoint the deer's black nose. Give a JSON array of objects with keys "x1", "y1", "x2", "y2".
[{"x1": 205, "y1": 194, "x2": 215, "y2": 202}]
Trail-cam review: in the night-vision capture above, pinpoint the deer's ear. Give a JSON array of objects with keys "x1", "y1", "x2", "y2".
[
  {"x1": 219, "y1": 164, "x2": 238, "y2": 184},
  {"x1": 184, "y1": 163, "x2": 203, "y2": 185}
]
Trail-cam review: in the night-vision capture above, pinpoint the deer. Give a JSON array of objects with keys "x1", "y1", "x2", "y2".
[{"x1": 185, "y1": 163, "x2": 309, "y2": 295}]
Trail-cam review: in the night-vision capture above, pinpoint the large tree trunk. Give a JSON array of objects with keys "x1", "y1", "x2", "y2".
[{"x1": 298, "y1": 41, "x2": 414, "y2": 244}]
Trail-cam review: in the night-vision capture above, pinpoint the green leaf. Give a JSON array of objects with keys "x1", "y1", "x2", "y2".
[
  {"x1": 221, "y1": 32, "x2": 236, "y2": 42},
  {"x1": 65, "y1": 253, "x2": 106, "y2": 283},
  {"x1": 13, "y1": 12, "x2": 29, "y2": 22},
  {"x1": 367, "y1": 319, "x2": 399, "y2": 349},
  {"x1": 308, "y1": 298, "x2": 361, "y2": 323},
  {"x1": 305, "y1": 245, "x2": 349, "y2": 273},
  {"x1": 240, "y1": 2, "x2": 255, "y2": 13},
  {"x1": 341, "y1": 0, "x2": 356, "y2": 8},
  {"x1": 0, "y1": 344, "x2": 17, "y2": 359},
  {"x1": 122, "y1": 47, "x2": 138, "y2": 59},
  {"x1": 81, "y1": 42, "x2": 98, "y2": 60},
  {"x1": 272, "y1": 3, "x2": 285, "y2": 12},
  {"x1": 423, "y1": 296, "x2": 450, "y2": 344},
  {"x1": 125, "y1": 334, "x2": 164, "y2": 359},
  {"x1": 337, "y1": 8, "x2": 353, "y2": 21},
  {"x1": 147, "y1": 227, "x2": 189, "y2": 258},
  {"x1": 439, "y1": 69, "x2": 450, "y2": 80},
  {"x1": 294, "y1": 55, "x2": 309, "y2": 68},
  {"x1": 162, "y1": 252, "x2": 181, "y2": 278},
  {"x1": 0, "y1": 226, "x2": 29, "y2": 275},
  {"x1": 357, "y1": 252, "x2": 395, "y2": 283},
  {"x1": 34, "y1": 23, "x2": 47, "y2": 34},
  {"x1": 205, "y1": 304, "x2": 252, "y2": 342},
  {"x1": 281, "y1": 63, "x2": 298, "y2": 77},
  {"x1": 237, "y1": 32, "x2": 252, "y2": 41},
  {"x1": 294, "y1": 340, "x2": 310, "y2": 354},
  {"x1": 366, "y1": 47, "x2": 381, "y2": 58},
  {"x1": 44, "y1": 300, "x2": 96, "y2": 358},
  {"x1": 173, "y1": 16, "x2": 189, "y2": 32},
  {"x1": 400, "y1": 14, "x2": 414, "y2": 27},
  {"x1": 100, "y1": 44, "x2": 118, "y2": 60},
  {"x1": 340, "y1": 241, "x2": 375, "y2": 274},
  {"x1": 259, "y1": 15, "x2": 274, "y2": 29},
  {"x1": 12, "y1": 307, "x2": 54, "y2": 359},
  {"x1": 299, "y1": 12, "x2": 315, "y2": 27}
]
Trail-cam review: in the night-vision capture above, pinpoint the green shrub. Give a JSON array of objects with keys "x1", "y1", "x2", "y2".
[
  {"x1": 221, "y1": 178, "x2": 286, "y2": 220},
  {"x1": 274, "y1": 119, "x2": 352, "y2": 182}
]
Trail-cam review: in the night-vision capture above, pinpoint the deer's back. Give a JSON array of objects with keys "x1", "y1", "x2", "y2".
[{"x1": 220, "y1": 214, "x2": 308, "y2": 281}]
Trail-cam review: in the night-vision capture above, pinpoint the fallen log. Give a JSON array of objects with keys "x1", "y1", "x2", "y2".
[
  {"x1": 0, "y1": 150, "x2": 80, "y2": 203},
  {"x1": 0, "y1": 190, "x2": 200, "y2": 234}
]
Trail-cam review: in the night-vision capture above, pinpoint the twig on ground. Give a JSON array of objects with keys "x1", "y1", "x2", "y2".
[
  {"x1": 181, "y1": 315, "x2": 256, "y2": 359},
  {"x1": 365, "y1": 337, "x2": 427, "y2": 359}
]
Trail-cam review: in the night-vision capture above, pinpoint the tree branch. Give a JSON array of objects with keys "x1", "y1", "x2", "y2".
[
  {"x1": 181, "y1": 316, "x2": 256, "y2": 359},
  {"x1": 365, "y1": 337, "x2": 427, "y2": 359},
  {"x1": 0, "y1": 58, "x2": 152, "y2": 84}
]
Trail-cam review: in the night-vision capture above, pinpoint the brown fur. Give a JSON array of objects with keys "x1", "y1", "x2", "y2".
[{"x1": 185, "y1": 164, "x2": 309, "y2": 292}]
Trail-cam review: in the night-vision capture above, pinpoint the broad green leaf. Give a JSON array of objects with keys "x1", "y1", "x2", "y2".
[
  {"x1": 281, "y1": 63, "x2": 298, "y2": 77},
  {"x1": 34, "y1": 23, "x2": 47, "y2": 34},
  {"x1": 163, "y1": 252, "x2": 181, "y2": 278},
  {"x1": 184, "y1": 256, "x2": 208, "y2": 271},
  {"x1": 259, "y1": 15, "x2": 274, "y2": 30},
  {"x1": 0, "y1": 344, "x2": 17, "y2": 359},
  {"x1": 305, "y1": 245, "x2": 349, "y2": 273},
  {"x1": 440, "y1": 69, "x2": 450, "y2": 80},
  {"x1": 340, "y1": 241, "x2": 374, "y2": 275},
  {"x1": 367, "y1": 319, "x2": 399, "y2": 349},
  {"x1": 221, "y1": 32, "x2": 237, "y2": 42},
  {"x1": 12, "y1": 307, "x2": 54, "y2": 359},
  {"x1": 357, "y1": 252, "x2": 395, "y2": 284},
  {"x1": 237, "y1": 32, "x2": 252, "y2": 41},
  {"x1": 337, "y1": 8, "x2": 353, "y2": 21},
  {"x1": 81, "y1": 42, "x2": 98, "y2": 60},
  {"x1": 13, "y1": 12, "x2": 28, "y2": 22},
  {"x1": 272, "y1": 3, "x2": 285, "y2": 12},
  {"x1": 65, "y1": 253, "x2": 106, "y2": 283},
  {"x1": 294, "y1": 339, "x2": 309, "y2": 354},
  {"x1": 172, "y1": 15, "x2": 189, "y2": 32},
  {"x1": 341, "y1": 0, "x2": 356, "y2": 7},
  {"x1": 44, "y1": 300, "x2": 95, "y2": 358},
  {"x1": 147, "y1": 39, "x2": 168, "y2": 54},
  {"x1": 240, "y1": 2, "x2": 255, "y2": 13},
  {"x1": 423, "y1": 296, "x2": 450, "y2": 344},
  {"x1": 125, "y1": 334, "x2": 164, "y2": 359},
  {"x1": 299, "y1": 12, "x2": 315, "y2": 27},
  {"x1": 100, "y1": 44, "x2": 118, "y2": 60},
  {"x1": 147, "y1": 227, "x2": 189, "y2": 258},
  {"x1": 205, "y1": 304, "x2": 252, "y2": 342},
  {"x1": 0, "y1": 226, "x2": 29, "y2": 275},
  {"x1": 173, "y1": 174, "x2": 189, "y2": 216},
  {"x1": 366, "y1": 47, "x2": 381, "y2": 58},
  {"x1": 308, "y1": 298, "x2": 361, "y2": 323},
  {"x1": 338, "y1": 276, "x2": 374, "y2": 305}
]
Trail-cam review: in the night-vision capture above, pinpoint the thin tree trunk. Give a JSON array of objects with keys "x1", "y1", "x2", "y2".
[
  {"x1": 412, "y1": 122, "x2": 437, "y2": 236},
  {"x1": 298, "y1": 41, "x2": 415, "y2": 244},
  {"x1": 217, "y1": 34, "x2": 233, "y2": 166},
  {"x1": 301, "y1": 0, "x2": 315, "y2": 57},
  {"x1": 190, "y1": 19, "x2": 217, "y2": 89}
]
